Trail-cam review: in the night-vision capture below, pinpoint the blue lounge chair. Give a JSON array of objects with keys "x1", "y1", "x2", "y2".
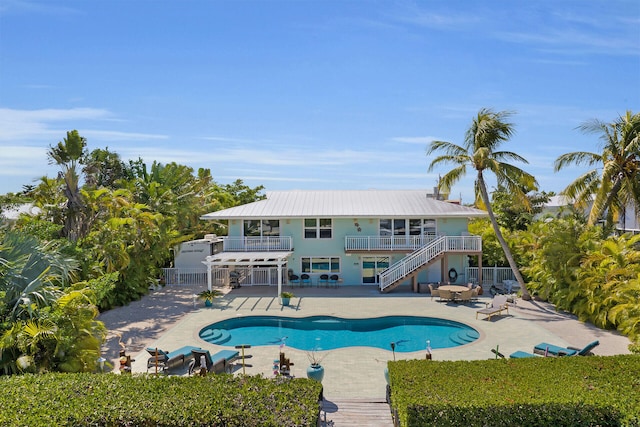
[
  {"x1": 509, "y1": 350, "x2": 538, "y2": 359},
  {"x1": 533, "y1": 340, "x2": 599, "y2": 357},
  {"x1": 146, "y1": 345, "x2": 201, "y2": 372},
  {"x1": 189, "y1": 348, "x2": 239, "y2": 375}
]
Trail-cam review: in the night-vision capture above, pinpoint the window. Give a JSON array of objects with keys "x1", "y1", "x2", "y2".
[
  {"x1": 304, "y1": 218, "x2": 332, "y2": 239},
  {"x1": 301, "y1": 257, "x2": 340, "y2": 273},
  {"x1": 422, "y1": 219, "x2": 436, "y2": 237},
  {"x1": 243, "y1": 219, "x2": 280, "y2": 237},
  {"x1": 380, "y1": 218, "x2": 436, "y2": 237}
]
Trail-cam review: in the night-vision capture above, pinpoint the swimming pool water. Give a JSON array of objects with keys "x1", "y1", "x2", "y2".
[{"x1": 199, "y1": 315, "x2": 479, "y2": 352}]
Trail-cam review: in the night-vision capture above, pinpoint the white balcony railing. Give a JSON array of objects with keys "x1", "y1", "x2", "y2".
[
  {"x1": 345, "y1": 235, "x2": 440, "y2": 251},
  {"x1": 222, "y1": 236, "x2": 293, "y2": 252}
]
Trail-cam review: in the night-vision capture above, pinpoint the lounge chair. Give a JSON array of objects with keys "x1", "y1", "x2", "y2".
[
  {"x1": 509, "y1": 350, "x2": 538, "y2": 358},
  {"x1": 476, "y1": 295, "x2": 509, "y2": 320},
  {"x1": 533, "y1": 340, "x2": 599, "y2": 357},
  {"x1": 188, "y1": 348, "x2": 240, "y2": 375},
  {"x1": 146, "y1": 345, "x2": 201, "y2": 372}
]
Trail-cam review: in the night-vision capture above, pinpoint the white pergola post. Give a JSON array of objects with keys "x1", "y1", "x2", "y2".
[{"x1": 277, "y1": 259, "x2": 284, "y2": 297}]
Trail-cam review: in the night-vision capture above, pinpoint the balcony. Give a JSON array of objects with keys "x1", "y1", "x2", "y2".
[
  {"x1": 222, "y1": 236, "x2": 293, "y2": 252},
  {"x1": 345, "y1": 235, "x2": 481, "y2": 253},
  {"x1": 345, "y1": 235, "x2": 437, "y2": 252}
]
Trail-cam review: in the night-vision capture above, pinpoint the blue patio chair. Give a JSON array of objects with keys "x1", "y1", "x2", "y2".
[
  {"x1": 300, "y1": 274, "x2": 311, "y2": 287},
  {"x1": 318, "y1": 274, "x2": 329, "y2": 287},
  {"x1": 289, "y1": 274, "x2": 300, "y2": 287},
  {"x1": 533, "y1": 340, "x2": 599, "y2": 357},
  {"x1": 146, "y1": 345, "x2": 201, "y2": 372},
  {"x1": 189, "y1": 348, "x2": 240, "y2": 375},
  {"x1": 329, "y1": 274, "x2": 339, "y2": 288}
]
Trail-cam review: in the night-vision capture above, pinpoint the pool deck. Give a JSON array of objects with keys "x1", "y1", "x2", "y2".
[{"x1": 100, "y1": 284, "x2": 632, "y2": 401}]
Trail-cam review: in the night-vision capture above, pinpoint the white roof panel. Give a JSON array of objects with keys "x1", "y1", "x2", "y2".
[{"x1": 201, "y1": 190, "x2": 487, "y2": 219}]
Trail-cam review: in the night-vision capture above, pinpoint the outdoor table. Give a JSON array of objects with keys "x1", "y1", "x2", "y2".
[{"x1": 438, "y1": 285, "x2": 470, "y2": 302}]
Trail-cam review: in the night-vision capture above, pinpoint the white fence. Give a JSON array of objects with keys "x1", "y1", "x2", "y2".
[
  {"x1": 465, "y1": 266, "x2": 516, "y2": 287},
  {"x1": 161, "y1": 267, "x2": 286, "y2": 287}
]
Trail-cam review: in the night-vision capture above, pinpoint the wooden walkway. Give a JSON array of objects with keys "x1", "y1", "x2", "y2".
[{"x1": 320, "y1": 398, "x2": 394, "y2": 426}]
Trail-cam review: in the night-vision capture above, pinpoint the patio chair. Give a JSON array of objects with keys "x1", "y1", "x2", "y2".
[
  {"x1": 318, "y1": 274, "x2": 329, "y2": 287},
  {"x1": 475, "y1": 295, "x2": 509, "y2": 320},
  {"x1": 289, "y1": 274, "x2": 300, "y2": 287},
  {"x1": 329, "y1": 274, "x2": 339, "y2": 288},
  {"x1": 470, "y1": 286, "x2": 480, "y2": 302},
  {"x1": 438, "y1": 289, "x2": 453, "y2": 303},
  {"x1": 533, "y1": 340, "x2": 599, "y2": 357},
  {"x1": 428, "y1": 284, "x2": 439, "y2": 300},
  {"x1": 458, "y1": 289, "x2": 472, "y2": 304},
  {"x1": 300, "y1": 274, "x2": 311, "y2": 287},
  {"x1": 146, "y1": 345, "x2": 201, "y2": 372},
  {"x1": 188, "y1": 348, "x2": 240, "y2": 375}
]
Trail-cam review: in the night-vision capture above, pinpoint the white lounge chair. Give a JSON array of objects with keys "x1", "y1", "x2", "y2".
[{"x1": 476, "y1": 295, "x2": 509, "y2": 320}]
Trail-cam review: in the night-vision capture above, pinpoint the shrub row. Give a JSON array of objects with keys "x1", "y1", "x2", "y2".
[
  {"x1": 388, "y1": 354, "x2": 640, "y2": 427},
  {"x1": 0, "y1": 373, "x2": 322, "y2": 426}
]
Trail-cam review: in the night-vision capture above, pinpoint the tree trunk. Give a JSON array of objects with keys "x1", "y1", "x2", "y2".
[
  {"x1": 477, "y1": 172, "x2": 531, "y2": 300},
  {"x1": 588, "y1": 174, "x2": 623, "y2": 227}
]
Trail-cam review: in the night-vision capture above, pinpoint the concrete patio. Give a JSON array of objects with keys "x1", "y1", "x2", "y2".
[{"x1": 100, "y1": 284, "x2": 632, "y2": 401}]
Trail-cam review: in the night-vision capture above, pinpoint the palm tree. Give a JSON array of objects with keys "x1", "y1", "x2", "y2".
[
  {"x1": 554, "y1": 111, "x2": 640, "y2": 227},
  {"x1": 47, "y1": 130, "x2": 88, "y2": 241},
  {"x1": 427, "y1": 108, "x2": 537, "y2": 300}
]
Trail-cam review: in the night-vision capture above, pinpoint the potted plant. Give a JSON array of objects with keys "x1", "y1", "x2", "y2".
[
  {"x1": 306, "y1": 348, "x2": 326, "y2": 383},
  {"x1": 197, "y1": 289, "x2": 222, "y2": 307},
  {"x1": 280, "y1": 291, "x2": 294, "y2": 306}
]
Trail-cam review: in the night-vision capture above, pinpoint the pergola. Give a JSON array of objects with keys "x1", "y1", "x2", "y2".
[{"x1": 202, "y1": 251, "x2": 293, "y2": 296}]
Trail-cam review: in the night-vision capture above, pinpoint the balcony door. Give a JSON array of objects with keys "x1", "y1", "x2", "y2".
[{"x1": 362, "y1": 256, "x2": 390, "y2": 284}]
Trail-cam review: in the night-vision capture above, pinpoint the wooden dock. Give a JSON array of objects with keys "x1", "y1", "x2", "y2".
[{"x1": 320, "y1": 398, "x2": 394, "y2": 426}]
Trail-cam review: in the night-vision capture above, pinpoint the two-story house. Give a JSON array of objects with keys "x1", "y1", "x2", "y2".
[{"x1": 200, "y1": 190, "x2": 487, "y2": 294}]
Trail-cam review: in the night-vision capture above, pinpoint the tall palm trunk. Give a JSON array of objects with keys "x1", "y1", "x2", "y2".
[
  {"x1": 477, "y1": 171, "x2": 531, "y2": 300},
  {"x1": 589, "y1": 174, "x2": 624, "y2": 227}
]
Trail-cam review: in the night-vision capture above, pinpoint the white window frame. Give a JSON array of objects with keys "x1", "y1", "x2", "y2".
[
  {"x1": 243, "y1": 219, "x2": 280, "y2": 237},
  {"x1": 301, "y1": 256, "x2": 341, "y2": 273},
  {"x1": 303, "y1": 218, "x2": 332, "y2": 239}
]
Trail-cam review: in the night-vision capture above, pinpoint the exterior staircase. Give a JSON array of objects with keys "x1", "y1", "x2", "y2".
[{"x1": 378, "y1": 235, "x2": 481, "y2": 293}]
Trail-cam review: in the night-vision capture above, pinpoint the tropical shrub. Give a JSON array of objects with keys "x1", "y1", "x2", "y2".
[
  {"x1": 389, "y1": 356, "x2": 640, "y2": 426},
  {"x1": 0, "y1": 373, "x2": 322, "y2": 426}
]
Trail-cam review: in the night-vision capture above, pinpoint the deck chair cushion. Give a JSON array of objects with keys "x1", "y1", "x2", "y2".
[
  {"x1": 510, "y1": 350, "x2": 537, "y2": 359},
  {"x1": 533, "y1": 342, "x2": 578, "y2": 356}
]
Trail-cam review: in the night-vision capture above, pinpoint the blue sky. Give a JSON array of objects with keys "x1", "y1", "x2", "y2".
[{"x1": 1, "y1": 0, "x2": 639, "y2": 203}]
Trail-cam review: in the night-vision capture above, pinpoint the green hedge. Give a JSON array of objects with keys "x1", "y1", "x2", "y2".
[
  {"x1": 388, "y1": 355, "x2": 640, "y2": 427},
  {"x1": 0, "y1": 373, "x2": 322, "y2": 426}
]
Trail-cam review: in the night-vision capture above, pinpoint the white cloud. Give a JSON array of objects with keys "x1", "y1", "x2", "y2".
[
  {"x1": 391, "y1": 136, "x2": 438, "y2": 144},
  {"x1": 0, "y1": 107, "x2": 167, "y2": 143},
  {"x1": 0, "y1": 107, "x2": 111, "y2": 141}
]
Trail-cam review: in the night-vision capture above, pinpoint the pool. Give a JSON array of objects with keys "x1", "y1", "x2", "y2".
[{"x1": 199, "y1": 315, "x2": 479, "y2": 352}]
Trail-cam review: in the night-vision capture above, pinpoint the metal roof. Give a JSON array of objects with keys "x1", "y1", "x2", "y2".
[{"x1": 201, "y1": 190, "x2": 487, "y2": 219}]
